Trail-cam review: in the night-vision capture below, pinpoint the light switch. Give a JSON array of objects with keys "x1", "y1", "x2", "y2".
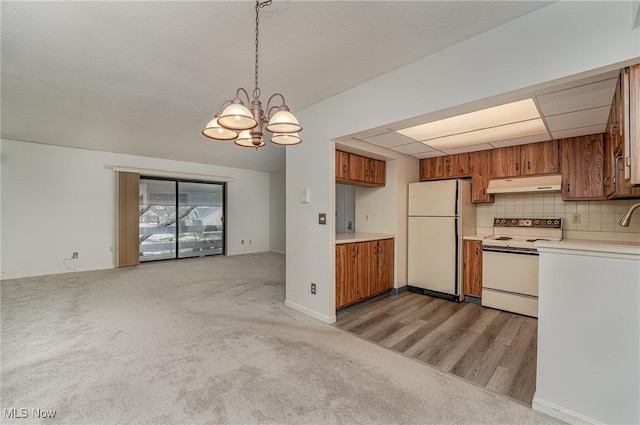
[
  {"x1": 300, "y1": 187, "x2": 310, "y2": 203},
  {"x1": 319, "y1": 213, "x2": 326, "y2": 225}
]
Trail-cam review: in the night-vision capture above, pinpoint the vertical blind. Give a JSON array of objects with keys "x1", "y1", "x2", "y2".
[{"x1": 117, "y1": 171, "x2": 140, "y2": 267}]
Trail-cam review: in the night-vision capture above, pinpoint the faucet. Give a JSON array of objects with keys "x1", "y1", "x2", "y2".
[{"x1": 619, "y1": 203, "x2": 640, "y2": 227}]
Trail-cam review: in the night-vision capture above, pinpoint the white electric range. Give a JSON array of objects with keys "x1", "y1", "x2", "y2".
[{"x1": 481, "y1": 217, "x2": 562, "y2": 317}]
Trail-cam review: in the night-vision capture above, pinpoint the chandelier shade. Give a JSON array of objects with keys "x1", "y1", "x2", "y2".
[
  {"x1": 266, "y1": 109, "x2": 302, "y2": 133},
  {"x1": 271, "y1": 132, "x2": 301, "y2": 145},
  {"x1": 234, "y1": 130, "x2": 266, "y2": 148},
  {"x1": 218, "y1": 103, "x2": 258, "y2": 130},
  {"x1": 202, "y1": 116, "x2": 239, "y2": 140},
  {"x1": 202, "y1": 0, "x2": 302, "y2": 149}
]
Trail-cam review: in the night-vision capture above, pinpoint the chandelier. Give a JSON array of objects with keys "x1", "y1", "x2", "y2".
[{"x1": 202, "y1": 0, "x2": 302, "y2": 148}]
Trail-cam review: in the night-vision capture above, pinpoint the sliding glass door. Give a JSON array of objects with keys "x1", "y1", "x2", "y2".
[
  {"x1": 139, "y1": 178, "x2": 225, "y2": 261},
  {"x1": 177, "y1": 182, "x2": 224, "y2": 258}
]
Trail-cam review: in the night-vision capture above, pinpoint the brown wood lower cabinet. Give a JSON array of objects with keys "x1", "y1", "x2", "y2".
[
  {"x1": 336, "y1": 238, "x2": 394, "y2": 309},
  {"x1": 463, "y1": 240, "x2": 482, "y2": 298}
]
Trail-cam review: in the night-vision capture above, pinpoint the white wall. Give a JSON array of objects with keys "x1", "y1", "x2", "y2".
[
  {"x1": 286, "y1": 1, "x2": 640, "y2": 322},
  {"x1": 1, "y1": 139, "x2": 271, "y2": 279},
  {"x1": 269, "y1": 171, "x2": 286, "y2": 253}
]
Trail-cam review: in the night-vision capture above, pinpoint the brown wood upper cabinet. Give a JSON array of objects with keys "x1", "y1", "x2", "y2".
[
  {"x1": 492, "y1": 140, "x2": 559, "y2": 179},
  {"x1": 463, "y1": 240, "x2": 482, "y2": 298},
  {"x1": 335, "y1": 150, "x2": 386, "y2": 187},
  {"x1": 470, "y1": 150, "x2": 493, "y2": 203},
  {"x1": 603, "y1": 68, "x2": 640, "y2": 198},
  {"x1": 420, "y1": 153, "x2": 471, "y2": 180},
  {"x1": 335, "y1": 238, "x2": 394, "y2": 309},
  {"x1": 560, "y1": 134, "x2": 605, "y2": 201}
]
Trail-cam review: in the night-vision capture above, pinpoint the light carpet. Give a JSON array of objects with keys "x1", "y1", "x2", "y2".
[{"x1": 1, "y1": 252, "x2": 563, "y2": 424}]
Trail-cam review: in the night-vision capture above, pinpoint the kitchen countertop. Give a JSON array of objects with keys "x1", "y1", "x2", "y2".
[
  {"x1": 463, "y1": 234, "x2": 490, "y2": 241},
  {"x1": 535, "y1": 238, "x2": 640, "y2": 260},
  {"x1": 335, "y1": 232, "x2": 395, "y2": 244}
]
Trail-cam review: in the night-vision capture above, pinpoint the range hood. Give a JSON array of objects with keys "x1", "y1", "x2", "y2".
[{"x1": 486, "y1": 175, "x2": 562, "y2": 194}]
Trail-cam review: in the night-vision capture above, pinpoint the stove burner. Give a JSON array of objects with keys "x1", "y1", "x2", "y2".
[
  {"x1": 495, "y1": 237, "x2": 512, "y2": 241},
  {"x1": 526, "y1": 238, "x2": 549, "y2": 242}
]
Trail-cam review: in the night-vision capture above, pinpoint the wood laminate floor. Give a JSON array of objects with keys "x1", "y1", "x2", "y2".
[{"x1": 335, "y1": 292, "x2": 538, "y2": 406}]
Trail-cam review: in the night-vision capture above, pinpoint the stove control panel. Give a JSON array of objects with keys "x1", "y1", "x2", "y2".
[{"x1": 493, "y1": 217, "x2": 562, "y2": 228}]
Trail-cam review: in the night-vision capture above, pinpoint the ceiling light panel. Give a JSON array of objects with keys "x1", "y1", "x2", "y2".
[
  {"x1": 397, "y1": 98, "x2": 541, "y2": 141},
  {"x1": 421, "y1": 118, "x2": 548, "y2": 150},
  {"x1": 413, "y1": 150, "x2": 446, "y2": 159}
]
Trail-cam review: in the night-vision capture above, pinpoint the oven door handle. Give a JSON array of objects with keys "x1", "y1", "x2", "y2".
[{"x1": 482, "y1": 246, "x2": 539, "y2": 256}]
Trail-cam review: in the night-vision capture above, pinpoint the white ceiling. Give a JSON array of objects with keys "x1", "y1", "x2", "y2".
[{"x1": 1, "y1": 1, "x2": 555, "y2": 172}]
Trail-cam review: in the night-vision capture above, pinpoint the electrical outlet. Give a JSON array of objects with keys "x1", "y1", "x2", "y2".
[
  {"x1": 241, "y1": 240, "x2": 245, "y2": 245},
  {"x1": 249, "y1": 240, "x2": 252, "y2": 244},
  {"x1": 311, "y1": 283, "x2": 316, "y2": 295},
  {"x1": 72, "y1": 252, "x2": 78, "y2": 259},
  {"x1": 572, "y1": 213, "x2": 581, "y2": 224}
]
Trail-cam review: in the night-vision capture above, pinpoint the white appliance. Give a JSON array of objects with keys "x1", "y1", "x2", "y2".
[
  {"x1": 486, "y1": 175, "x2": 562, "y2": 194},
  {"x1": 407, "y1": 179, "x2": 475, "y2": 302},
  {"x1": 482, "y1": 217, "x2": 563, "y2": 317}
]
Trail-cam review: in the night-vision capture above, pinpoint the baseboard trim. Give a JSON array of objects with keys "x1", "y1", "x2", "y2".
[
  {"x1": 0, "y1": 265, "x2": 114, "y2": 280},
  {"x1": 270, "y1": 249, "x2": 285, "y2": 255},
  {"x1": 532, "y1": 395, "x2": 605, "y2": 425},
  {"x1": 284, "y1": 299, "x2": 336, "y2": 324},
  {"x1": 391, "y1": 285, "x2": 408, "y2": 295}
]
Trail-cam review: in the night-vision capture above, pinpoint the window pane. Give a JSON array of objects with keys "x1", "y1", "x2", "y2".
[
  {"x1": 139, "y1": 179, "x2": 177, "y2": 261},
  {"x1": 177, "y1": 182, "x2": 224, "y2": 258}
]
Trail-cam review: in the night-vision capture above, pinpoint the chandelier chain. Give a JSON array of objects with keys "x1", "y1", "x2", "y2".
[{"x1": 254, "y1": 0, "x2": 272, "y2": 99}]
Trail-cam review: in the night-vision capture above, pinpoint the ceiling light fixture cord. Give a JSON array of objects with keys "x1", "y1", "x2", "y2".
[{"x1": 254, "y1": 0, "x2": 272, "y2": 99}]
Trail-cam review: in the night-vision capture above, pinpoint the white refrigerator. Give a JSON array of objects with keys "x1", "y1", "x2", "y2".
[{"x1": 407, "y1": 179, "x2": 475, "y2": 302}]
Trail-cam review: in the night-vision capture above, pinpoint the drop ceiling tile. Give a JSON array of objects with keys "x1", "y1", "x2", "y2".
[
  {"x1": 391, "y1": 142, "x2": 435, "y2": 154},
  {"x1": 545, "y1": 106, "x2": 610, "y2": 131},
  {"x1": 413, "y1": 150, "x2": 446, "y2": 159},
  {"x1": 536, "y1": 78, "x2": 617, "y2": 116},
  {"x1": 551, "y1": 124, "x2": 607, "y2": 140},
  {"x1": 489, "y1": 133, "x2": 552, "y2": 148},
  {"x1": 349, "y1": 127, "x2": 391, "y2": 140},
  {"x1": 534, "y1": 70, "x2": 619, "y2": 96},
  {"x1": 440, "y1": 143, "x2": 493, "y2": 155},
  {"x1": 363, "y1": 131, "x2": 419, "y2": 147}
]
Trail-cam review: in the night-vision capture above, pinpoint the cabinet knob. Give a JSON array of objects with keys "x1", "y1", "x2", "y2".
[
  {"x1": 527, "y1": 161, "x2": 531, "y2": 170},
  {"x1": 515, "y1": 162, "x2": 519, "y2": 171},
  {"x1": 567, "y1": 183, "x2": 571, "y2": 193},
  {"x1": 475, "y1": 247, "x2": 479, "y2": 255}
]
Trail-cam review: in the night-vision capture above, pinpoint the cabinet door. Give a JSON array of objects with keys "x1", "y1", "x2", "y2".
[
  {"x1": 446, "y1": 153, "x2": 471, "y2": 177},
  {"x1": 364, "y1": 158, "x2": 385, "y2": 186},
  {"x1": 491, "y1": 146, "x2": 521, "y2": 178},
  {"x1": 560, "y1": 134, "x2": 605, "y2": 200},
  {"x1": 357, "y1": 241, "x2": 376, "y2": 301},
  {"x1": 336, "y1": 150, "x2": 350, "y2": 181},
  {"x1": 463, "y1": 240, "x2": 482, "y2": 298},
  {"x1": 629, "y1": 64, "x2": 640, "y2": 186},
  {"x1": 470, "y1": 150, "x2": 493, "y2": 203},
  {"x1": 336, "y1": 243, "x2": 357, "y2": 309},
  {"x1": 376, "y1": 239, "x2": 394, "y2": 293},
  {"x1": 521, "y1": 140, "x2": 559, "y2": 175},
  {"x1": 348, "y1": 154, "x2": 367, "y2": 182},
  {"x1": 422, "y1": 157, "x2": 447, "y2": 180}
]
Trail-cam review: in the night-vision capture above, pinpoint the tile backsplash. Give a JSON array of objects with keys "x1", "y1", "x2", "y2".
[{"x1": 476, "y1": 193, "x2": 640, "y2": 240}]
